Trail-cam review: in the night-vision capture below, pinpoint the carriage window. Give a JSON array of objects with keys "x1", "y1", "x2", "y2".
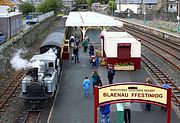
[{"x1": 48, "y1": 62, "x2": 54, "y2": 68}]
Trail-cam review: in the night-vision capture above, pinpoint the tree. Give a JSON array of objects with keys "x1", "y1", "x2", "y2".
[
  {"x1": 19, "y1": 2, "x2": 35, "y2": 15},
  {"x1": 108, "y1": 0, "x2": 116, "y2": 12},
  {"x1": 86, "y1": 0, "x2": 94, "y2": 8},
  {"x1": 96, "y1": 0, "x2": 108, "y2": 4},
  {"x1": 36, "y1": 0, "x2": 62, "y2": 14},
  {"x1": 75, "y1": 0, "x2": 86, "y2": 4}
]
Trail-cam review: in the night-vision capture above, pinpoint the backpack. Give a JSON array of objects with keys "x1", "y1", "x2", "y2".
[{"x1": 97, "y1": 76, "x2": 103, "y2": 86}]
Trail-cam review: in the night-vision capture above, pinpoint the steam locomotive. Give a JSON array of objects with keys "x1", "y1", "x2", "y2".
[{"x1": 20, "y1": 32, "x2": 64, "y2": 101}]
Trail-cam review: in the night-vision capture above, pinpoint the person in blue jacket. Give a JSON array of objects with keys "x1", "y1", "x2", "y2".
[
  {"x1": 100, "y1": 103, "x2": 111, "y2": 123},
  {"x1": 162, "y1": 81, "x2": 170, "y2": 89},
  {"x1": 83, "y1": 76, "x2": 90, "y2": 97}
]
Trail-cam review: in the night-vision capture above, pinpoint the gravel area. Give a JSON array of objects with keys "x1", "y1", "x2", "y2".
[
  {"x1": 142, "y1": 45, "x2": 180, "y2": 116},
  {"x1": 142, "y1": 46, "x2": 180, "y2": 85}
]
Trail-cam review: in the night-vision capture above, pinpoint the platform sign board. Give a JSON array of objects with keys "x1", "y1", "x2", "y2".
[
  {"x1": 98, "y1": 84, "x2": 167, "y2": 105},
  {"x1": 94, "y1": 83, "x2": 172, "y2": 123}
]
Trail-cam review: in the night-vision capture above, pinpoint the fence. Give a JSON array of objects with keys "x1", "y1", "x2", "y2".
[{"x1": 38, "y1": 11, "x2": 55, "y2": 22}]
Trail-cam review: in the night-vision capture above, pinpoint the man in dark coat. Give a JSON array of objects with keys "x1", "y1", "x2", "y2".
[
  {"x1": 123, "y1": 102, "x2": 131, "y2": 123},
  {"x1": 107, "y1": 64, "x2": 115, "y2": 84},
  {"x1": 89, "y1": 43, "x2": 94, "y2": 56},
  {"x1": 73, "y1": 46, "x2": 79, "y2": 63}
]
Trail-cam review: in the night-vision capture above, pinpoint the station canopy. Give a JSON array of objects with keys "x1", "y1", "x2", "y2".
[{"x1": 65, "y1": 11, "x2": 123, "y2": 27}]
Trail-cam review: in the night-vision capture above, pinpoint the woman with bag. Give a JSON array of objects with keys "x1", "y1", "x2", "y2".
[{"x1": 91, "y1": 71, "x2": 99, "y2": 87}]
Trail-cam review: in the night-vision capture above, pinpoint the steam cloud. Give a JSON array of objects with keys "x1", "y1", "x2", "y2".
[
  {"x1": 10, "y1": 49, "x2": 32, "y2": 71},
  {"x1": 10, "y1": 48, "x2": 56, "y2": 71}
]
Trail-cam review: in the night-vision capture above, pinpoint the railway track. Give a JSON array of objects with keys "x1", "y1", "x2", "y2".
[
  {"x1": 110, "y1": 26, "x2": 180, "y2": 70},
  {"x1": 0, "y1": 70, "x2": 26, "y2": 111},
  {"x1": 123, "y1": 26, "x2": 180, "y2": 70},
  {"x1": 0, "y1": 40, "x2": 44, "y2": 112},
  {"x1": 23, "y1": 111, "x2": 42, "y2": 123},
  {"x1": 109, "y1": 26, "x2": 180, "y2": 108},
  {"x1": 142, "y1": 54, "x2": 180, "y2": 107}
]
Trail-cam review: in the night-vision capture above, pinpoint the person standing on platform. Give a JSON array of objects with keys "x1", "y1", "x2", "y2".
[
  {"x1": 91, "y1": 71, "x2": 100, "y2": 88},
  {"x1": 100, "y1": 103, "x2": 111, "y2": 123},
  {"x1": 83, "y1": 76, "x2": 90, "y2": 97},
  {"x1": 145, "y1": 78, "x2": 152, "y2": 111},
  {"x1": 161, "y1": 81, "x2": 170, "y2": 111},
  {"x1": 91, "y1": 71, "x2": 102, "y2": 94},
  {"x1": 75, "y1": 36, "x2": 80, "y2": 47},
  {"x1": 123, "y1": 102, "x2": 131, "y2": 123},
  {"x1": 107, "y1": 64, "x2": 115, "y2": 84},
  {"x1": 162, "y1": 81, "x2": 170, "y2": 89},
  {"x1": 70, "y1": 35, "x2": 75, "y2": 47},
  {"x1": 89, "y1": 43, "x2": 94, "y2": 56},
  {"x1": 82, "y1": 36, "x2": 89, "y2": 52},
  {"x1": 73, "y1": 46, "x2": 80, "y2": 63}
]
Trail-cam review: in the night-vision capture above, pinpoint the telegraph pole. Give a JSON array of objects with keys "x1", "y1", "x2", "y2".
[{"x1": 119, "y1": 0, "x2": 121, "y2": 17}]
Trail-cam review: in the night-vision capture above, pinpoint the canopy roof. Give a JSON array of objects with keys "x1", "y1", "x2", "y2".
[{"x1": 65, "y1": 11, "x2": 123, "y2": 27}]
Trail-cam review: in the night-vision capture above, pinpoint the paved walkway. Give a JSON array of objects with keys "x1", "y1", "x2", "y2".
[{"x1": 47, "y1": 41, "x2": 180, "y2": 123}]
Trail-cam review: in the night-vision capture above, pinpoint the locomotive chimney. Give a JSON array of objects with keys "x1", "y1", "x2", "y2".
[{"x1": 32, "y1": 67, "x2": 38, "y2": 81}]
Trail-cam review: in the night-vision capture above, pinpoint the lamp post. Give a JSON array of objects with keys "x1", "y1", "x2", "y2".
[
  {"x1": 177, "y1": 0, "x2": 180, "y2": 32},
  {"x1": 118, "y1": 0, "x2": 121, "y2": 17},
  {"x1": 112, "y1": 2, "x2": 114, "y2": 16},
  {"x1": 128, "y1": 9, "x2": 130, "y2": 19}
]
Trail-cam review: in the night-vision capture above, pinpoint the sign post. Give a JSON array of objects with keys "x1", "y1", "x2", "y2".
[
  {"x1": 167, "y1": 88, "x2": 172, "y2": 123},
  {"x1": 94, "y1": 83, "x2": 171, "y2": 123},
  {"x1": 94, "y1": 86, "x2": 98, "y2": 123}
]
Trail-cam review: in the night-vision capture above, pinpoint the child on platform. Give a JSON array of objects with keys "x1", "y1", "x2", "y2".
[{"x1": 83, "y1": 76, "x2": 90, "y2": 97}]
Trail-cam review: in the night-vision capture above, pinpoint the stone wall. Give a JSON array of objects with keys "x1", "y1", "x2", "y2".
[
  {"x1": 120, "y1": 19, "x2": 180, "y2": 43},
  {"x1": 0, "y1": 15, "x2": 56, "y2": 75},
  {"x1": 115, "y1": 12, "x2": 178, "y2": 22}
]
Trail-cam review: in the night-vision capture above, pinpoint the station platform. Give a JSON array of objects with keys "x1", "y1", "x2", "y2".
[{"x1": 47, "y1": 42, "x2": 180, "y2": 123}]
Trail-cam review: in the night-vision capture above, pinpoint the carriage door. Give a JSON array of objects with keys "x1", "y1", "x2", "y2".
[{"x1": 118, "y1": 43, "x2": 131, "y2": 59}]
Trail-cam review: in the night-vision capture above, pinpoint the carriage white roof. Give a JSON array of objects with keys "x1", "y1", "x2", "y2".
[
  {"x1": 102, "y1": 31, "x2": 138, "y2": 43},
  {"x1": 102, "y1": 31, "x2": 141, "y2": 58},
  {"x1": 30, "y1": 50, "x2": 57, "y2": 62},
  {"x1": 65, "y1": 11, "x2": 123, "y2": 27}
]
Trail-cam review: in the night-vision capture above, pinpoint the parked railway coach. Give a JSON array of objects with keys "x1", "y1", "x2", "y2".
[
  {"x1": 20, "y1": 32, "x2": 64, "y2": 101},
  {"x1": 100, "y1": 31, "x2": 141, "y2": 70}
]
